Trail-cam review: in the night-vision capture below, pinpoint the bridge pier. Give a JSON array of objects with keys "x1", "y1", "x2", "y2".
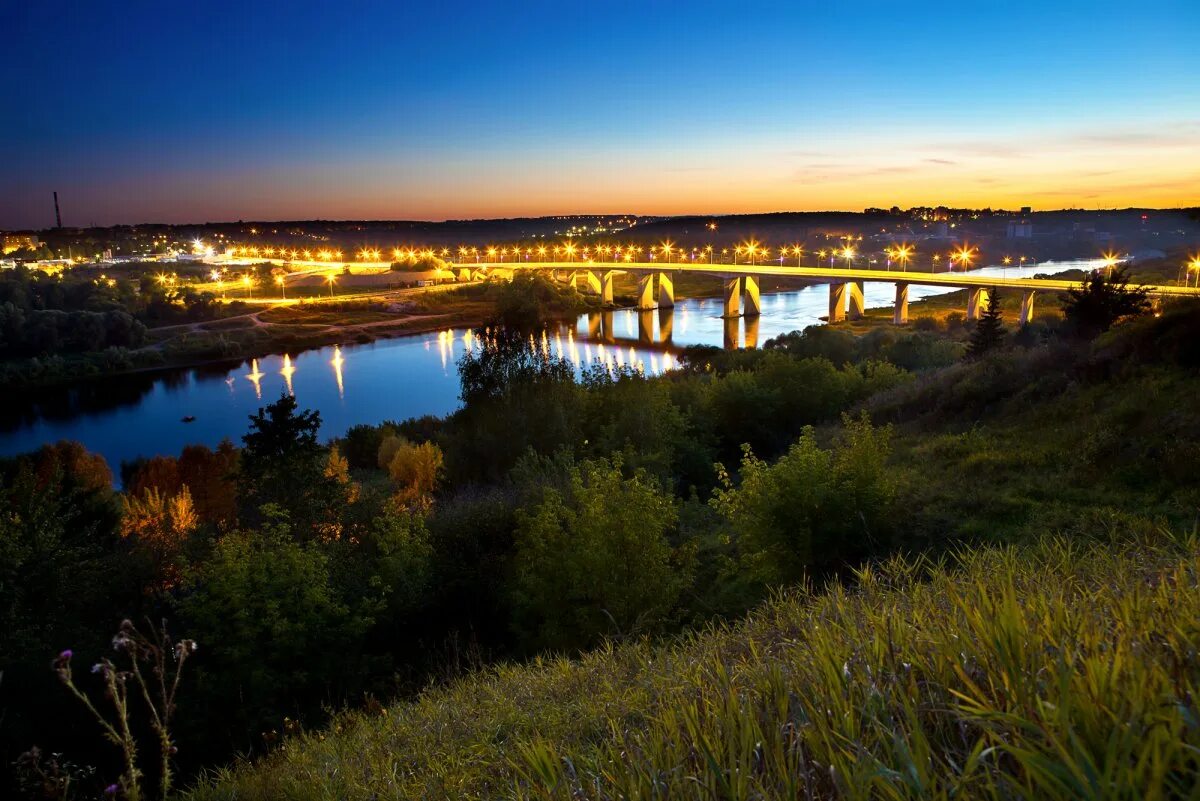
[
  {"x1": 584, "y1": 270, "x2": 602, "y2": 296},
  {"x1": 743, "y1": 275, "x2": 761, "y2": 316},
  {"x1": 637, "y1": 274, "x2": 656, "y2": 309},
  {"x1": 894, "y1": 283, "x2": 909, "y2": 325},
  {"x1": 829, "y1": 282, "x2": 847, "y2": 323},
  {"x1": 723, "y1": 276, "x2": 742, "y2": 317},
  {"x1": 601, "y1": 271, "x2": 615, "y2": 306},
  {"x1": 966, "y1": 287, "x2": 989, "y2": 321},
  {"x1": 658, "y1": 272, "x2": 674, "y2": 308},
  {"x1": 1019, "y1": 289, "x2": 1036, "y2": 324},
  {"x1": 457, "y1": 267, "x2": 471, "y2": 282},
  {"x1": 847, "y1": 280, "x2": 866, "y2": 320}
]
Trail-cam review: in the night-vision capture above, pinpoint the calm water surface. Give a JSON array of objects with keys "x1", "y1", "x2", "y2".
[{"x1": 0, "y1": 260, "x2": 1097, "y2": 473}]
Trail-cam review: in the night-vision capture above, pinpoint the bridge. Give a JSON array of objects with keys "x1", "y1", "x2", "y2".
[{"x1": 456, "y1": 261, "x2": 1199, "y2": 325}]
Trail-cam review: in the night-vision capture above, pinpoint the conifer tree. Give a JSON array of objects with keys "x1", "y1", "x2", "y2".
[{"x1": 968, "y1": 290, "x2": 1004, "y2": 358}]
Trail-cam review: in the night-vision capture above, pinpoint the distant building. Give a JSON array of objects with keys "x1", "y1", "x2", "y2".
[
  {"x1": 1020, "y1": 206, "x2": 1032, "y2": 215},
  {"x1": 1007, "y1": 221, "x2": 1033, "y2": 239},
  {"x1": 2, "y1": 233, "x2": 40, "y2": 254}
]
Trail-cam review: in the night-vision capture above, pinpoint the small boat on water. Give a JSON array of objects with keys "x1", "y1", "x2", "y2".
[{"x1": 181, "y1": 415, "x2": 196, "y2": 423}]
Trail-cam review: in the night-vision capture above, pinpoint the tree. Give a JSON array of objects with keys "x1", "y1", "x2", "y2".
[
  {"x1": 1062, "y1": 266, "x2": 1150, "y2": 337},
  {"x1": 238, "y1": 396, "x2": 343, "y2": 534},
  {"x1": 449, "y1": 330, "x2": 582, "y2": 482},
  {"x1": 967, "y1": 290, "x2": 1005, "y2": 358},
  {"x1": 510, "y1": 457, "x2": 685, "y2": 652},
  {"x1": 177, "y1": 512, "x2": 377, "y2": 752},
  {"x1": 377, "y1": 435, "x2": 443, "y2": 508},
  {"x1": 120, "y1": 486, "x2": 199, "y2": 590}
]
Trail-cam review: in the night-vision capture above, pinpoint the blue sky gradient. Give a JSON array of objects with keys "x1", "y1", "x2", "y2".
[{"x1": 2, "y1": 0, "x2": 1198, "y2": 227}]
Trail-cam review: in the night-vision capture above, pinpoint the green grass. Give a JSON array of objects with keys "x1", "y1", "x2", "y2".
[{"x1": 183, "y1": 528, "x2": 1200, "y2": 800}]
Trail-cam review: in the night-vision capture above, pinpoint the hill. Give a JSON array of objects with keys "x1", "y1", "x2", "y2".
[
  {"x1": 185, "y1": 530, "x2": 1200, "y2": 800},
  {"x1": 181, "y1": 303, "x2": 1200, "y2": 800}
]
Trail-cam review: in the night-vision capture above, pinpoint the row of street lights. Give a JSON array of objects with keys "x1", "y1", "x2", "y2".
[{"x1": 222, "y1": 240, "x2": 999, "y2": 272}]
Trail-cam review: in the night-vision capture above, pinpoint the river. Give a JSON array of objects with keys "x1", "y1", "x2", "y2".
[{"x1": 0, "y1": 259, "x2": 1098, "y2": 473}]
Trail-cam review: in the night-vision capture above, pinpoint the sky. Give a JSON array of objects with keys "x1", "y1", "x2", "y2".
[{"x1": 2, "y1": 0, "x2": 1198, "y2": 229}]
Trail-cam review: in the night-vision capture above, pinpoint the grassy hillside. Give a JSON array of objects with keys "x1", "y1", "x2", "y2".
[
  {"x1": 183, "y1": 304, "x2": 1200, "y2": 800},
  {"x1": 185, "y1": 530, "x2": 1200, "y2": 800}
]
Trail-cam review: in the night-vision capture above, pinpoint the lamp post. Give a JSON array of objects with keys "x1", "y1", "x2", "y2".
[
  {"x1": 327, "y1": 273, "x2": 336, "y2": 298},
  {"x1": 276, "y1": 275, "x2": 286, "y2": 300}
]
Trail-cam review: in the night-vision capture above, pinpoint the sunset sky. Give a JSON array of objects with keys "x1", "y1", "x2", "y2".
[{"x1": 2, "y1": 0, "x2": 1198, "y2": 229}]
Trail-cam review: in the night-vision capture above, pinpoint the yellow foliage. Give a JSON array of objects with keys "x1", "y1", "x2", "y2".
[{"x1": 377, "y1": 435, "x2": 443, "y2": 508}]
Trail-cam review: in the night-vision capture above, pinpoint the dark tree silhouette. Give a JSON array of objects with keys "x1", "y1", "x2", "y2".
[
  {"x1": 238, "y1": 395, "x2": 341, "y2": 533},
  {"x1": 967, "y1": 290, "x2": 1005, "y2": 358},
  {"x1": 1062, "y1": 267, "x2": 1150, "y2": 337}
]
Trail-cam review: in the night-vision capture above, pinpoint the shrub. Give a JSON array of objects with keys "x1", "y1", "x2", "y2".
[
  {"x1": 510, "y1": 457, "x2": 685, "y2": 652},
  {"x1": 712, "y1": 414, "x2": 895, "y2": 586}
]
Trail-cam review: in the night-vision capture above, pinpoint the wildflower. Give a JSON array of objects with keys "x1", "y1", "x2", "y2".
[{"x1": 52, "y1": 650, "x2": 74, "y2": 673}]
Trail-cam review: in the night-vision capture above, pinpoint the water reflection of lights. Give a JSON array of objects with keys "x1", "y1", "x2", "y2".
[
  {"x1": 246, "y1": 358, "x2": 264, "y2": 399},
  {"x1": 437, "y1": 329, "x2": 452, "y2": 370},
  {"x1": 331, "y1": 345, "x2": 345, "y2": 398},
  {"x1": 280, "y1": 354, "x2": 295, "y2": 396}
]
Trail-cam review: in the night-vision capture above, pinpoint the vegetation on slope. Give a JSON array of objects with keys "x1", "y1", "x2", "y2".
[{"x1": 185, "y1": 528, "x2": 1200, "y2": 800}]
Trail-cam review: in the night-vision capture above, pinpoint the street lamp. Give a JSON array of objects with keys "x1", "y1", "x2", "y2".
[
  {"x1": 326, "y1": 273, "x2": 337, "y2": 298},
  {"x1": 276, "y1": 275, "x2": 286, "y2": 300},
  {"x1": 954, "y1": 246, "x2": 975, "y2": 271},
  {"x1": 842, "y1": 246, "x2": 855, "y2": 269},
  {"x1": 1102, "y1": 252, "x2": 1119, "y2": 276},
  {"x1": 243, "y1": 274, "x2": 253, "y2": 299},
  {"x1": 895, "y1": 245, "x2": 912, "y2": 272}
]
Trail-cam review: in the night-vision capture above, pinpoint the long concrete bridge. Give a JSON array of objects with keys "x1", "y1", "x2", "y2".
[{"x1": 458, "y1": 261, "x2": 1199, "y2": 324}]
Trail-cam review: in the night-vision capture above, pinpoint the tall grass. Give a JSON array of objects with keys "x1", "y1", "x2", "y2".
[{"x1": 185, "y1": 528, "x2": 1200, "y2": 800}]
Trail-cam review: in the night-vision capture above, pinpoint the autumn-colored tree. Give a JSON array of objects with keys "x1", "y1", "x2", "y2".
[
  {"x1": 121, "y1": 486, "x2": 199, "y2": 589},
  {"x1": 33, "y1": 440, "x2": 112, "y2": 492},
  {"x1": 127, "y1": 442, "x2": 239, "y2": 528},
  {"x1": 178, "y1": 441, "x2": 239, "y2": 525},
  {"x1": 377, "y1": 435, "x2": 443, "y2": 508}
]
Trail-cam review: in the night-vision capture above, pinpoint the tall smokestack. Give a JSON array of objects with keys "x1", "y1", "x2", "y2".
[{"x1": 53, "y1": 191, "x2": 62, "y2": 228}]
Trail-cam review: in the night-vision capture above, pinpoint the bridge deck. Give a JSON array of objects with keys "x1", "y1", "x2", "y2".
[{"x1": 466, "y1": 261, "x2": 1199, "y2": 297}]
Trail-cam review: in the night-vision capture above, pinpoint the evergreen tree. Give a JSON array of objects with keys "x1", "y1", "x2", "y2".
[{"x1": 968, "y1": 290, "x2": 1005, "y2": 358}]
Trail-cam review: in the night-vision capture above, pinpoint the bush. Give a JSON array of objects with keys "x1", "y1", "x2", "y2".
[
  {"x1": 510, "y1": 456, "x2": 685, "y2": 652},
  {"x1": 711, "y1": 413, "x2": 895, "y2": 587}
]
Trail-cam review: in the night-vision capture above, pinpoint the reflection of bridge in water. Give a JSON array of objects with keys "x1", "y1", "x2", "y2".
[
  {"x1": 584, "y1": 307, "x2": 760, "y2": 350},
  {"x1": 463, "y1": 261, "x2": 1200, "y2": 325}
]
